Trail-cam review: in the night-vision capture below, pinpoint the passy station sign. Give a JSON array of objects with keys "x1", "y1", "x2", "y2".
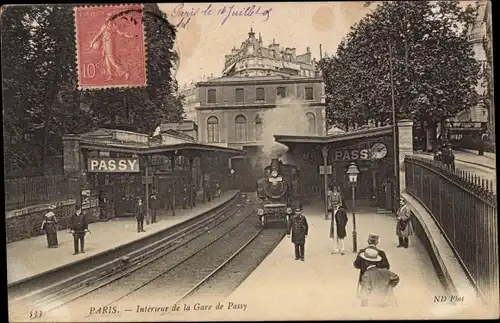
[{"x1": 87, "y1": 158, "x2": 140, "y2": 173}]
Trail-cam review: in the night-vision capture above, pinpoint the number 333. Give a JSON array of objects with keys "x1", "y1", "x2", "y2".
[{"x1": 30, "y1": 310, "x2": 42, "y2": 319}]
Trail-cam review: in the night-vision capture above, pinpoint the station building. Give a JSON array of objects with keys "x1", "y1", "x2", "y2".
[
  {"x1": 194, "y1": 28, "x2": 326, "y2": 191},
  {"x1": 62, "y1": 125, "x2": 244, "y2": 219},
  {"x1": 275, "y1": 120, "x2": 414, "y2": 212}
]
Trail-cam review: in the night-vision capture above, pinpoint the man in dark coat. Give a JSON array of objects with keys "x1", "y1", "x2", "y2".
[
  {"x1": 135, "y1": 198, "x2": 146, "y2": 232},
  {"x1": 330, "y1": 204, "x2": 348, "y2": 255},
  {"x1": 69, "y1": 206, "x2": 88, "y2": 255},
  {"x1": 165, "y1": 182, "x2": 174, "y2": 215},
  {"x1": 192, "y1": 184, "x2": 197, "y2": 207},
  {"x1": 358, "y1": 248, "x2": 400, "y2": 307},
  {"x1": 150, "y1": 188, "x2": 159, "y2": 224},
  {"x1": 354, "y1": 233, "x2": 390, "y2": 284},
  {"x1": 287, "y1": 208, "x2": 309, "y2": 261}
]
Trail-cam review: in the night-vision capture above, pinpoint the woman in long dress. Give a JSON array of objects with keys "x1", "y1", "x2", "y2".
[{"x1": 41, "y1": 205, "x2": 59, "y2": 248}]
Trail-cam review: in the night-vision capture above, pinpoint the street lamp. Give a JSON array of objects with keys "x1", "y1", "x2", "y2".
[{"x1": 346, "y1": 162, "x2": 360, "y2": 253}]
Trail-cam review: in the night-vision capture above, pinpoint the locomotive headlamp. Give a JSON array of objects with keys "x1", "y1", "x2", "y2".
[
  {"x1": 271, "y1": 170, "x2": 278, "y2": 178},
  {"x1": 257, "y1": 208, "x2": 264, "y2": 216},
  {"x1": 286, "y1": 207, "x2": 293, "y2": 214}
]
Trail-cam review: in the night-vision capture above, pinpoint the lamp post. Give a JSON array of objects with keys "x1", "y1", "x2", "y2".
[
  {"x1": 388, "y1": 43, "x2": 401, "y2": 209},
  {"x1": 346, "y1": 162, "x2": 360, "y2": 253}
]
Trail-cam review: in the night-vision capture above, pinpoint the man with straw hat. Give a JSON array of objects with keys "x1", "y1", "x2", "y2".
[
  {"x1": 358, "y1": 248, "x2": 400, "y2": 307},
  {"x1": 286, "y1": 208, "x2": 309, "y2": 261},
  {"x1": 353, "y1": 233, "x2": 391, "y2": 283}
]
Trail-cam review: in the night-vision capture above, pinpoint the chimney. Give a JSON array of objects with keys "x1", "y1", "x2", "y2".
[
  {"x1": 319, "y1": 44, "x2": 322, "y2": 59},
  {"x1": 306, "y1": 47, "x2": 311, "y2": 53}
]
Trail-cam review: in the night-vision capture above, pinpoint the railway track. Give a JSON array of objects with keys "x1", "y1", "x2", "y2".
[
  {"x1": 83, "y1": 207, "x2": 264, "y2": 313},
  {"x1": 8, "y1": 193, "x2": 241, "y2": 302},
  {"x1": 174, "y1": 226, "x2": 286, "y2": 305},
  {"x1": 9, "y1": 196, "x2": 254, "y2": 319}
]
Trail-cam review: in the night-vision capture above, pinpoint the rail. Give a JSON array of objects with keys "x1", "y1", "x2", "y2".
[{"x1": 404, "y1": 155, "x2": 498, "y2": 304}]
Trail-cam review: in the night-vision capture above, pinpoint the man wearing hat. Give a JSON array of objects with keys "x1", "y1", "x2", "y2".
[
  {"x1": 286, "y1": 208, "x2": 309, "y2": 261},
  {"x1": 358, "y1": 248, "x2": 400, "y2": 307},
  {"x1": 135, "y1": 198, "x2": 146, "y2": 233},
  {"x1": 396, "y1": 199, "x2": 414, "y2": 248},
  {"x1": 353, "y1": 233, "x2": 390, "y2": 283},
  {"x1": 69, "y1": 205, "x2": 88, "y2": 255}
]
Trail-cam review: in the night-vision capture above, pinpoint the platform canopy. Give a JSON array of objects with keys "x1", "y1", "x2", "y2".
[
  {"x1": 274, "y1": 125, "x2": 393, "y2": 150},
  {"x1": 63, "y1": 128, "x2": 246, "y2": 158}
]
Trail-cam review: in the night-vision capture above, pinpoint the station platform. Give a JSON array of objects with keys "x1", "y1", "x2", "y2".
[
  {"x1": 215, "y1": 202, "x2": 486, "y2": 320},
  {"x1": 6, "y1": 190, "x2": 238, "y2": 285}
]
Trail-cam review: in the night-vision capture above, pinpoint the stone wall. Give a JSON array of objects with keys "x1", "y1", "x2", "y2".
[{"x1": 5, "y1": 199, "x2": 99, "y2": 244}]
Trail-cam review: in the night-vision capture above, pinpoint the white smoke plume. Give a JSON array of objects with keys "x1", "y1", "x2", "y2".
[{"x1": 257, "y1": 96, "x2": 313, "y2": 166}]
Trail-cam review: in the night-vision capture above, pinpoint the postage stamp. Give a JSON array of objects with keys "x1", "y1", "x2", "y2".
[{"x1": 74, "y1": 5, "x2": 146, "y2": 90}]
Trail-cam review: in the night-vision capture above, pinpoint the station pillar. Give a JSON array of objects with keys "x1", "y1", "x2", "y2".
[{"x1": 397, "y1": 119, "x2": 414, "y2": 194}]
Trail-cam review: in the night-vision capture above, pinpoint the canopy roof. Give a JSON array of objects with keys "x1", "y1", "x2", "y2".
[
  {"x1": 63, "y1": 128, "x2": 245, "y2": 157},
  {"x1": 275, "y1": 125, "x2": 393, "y2": 148}
]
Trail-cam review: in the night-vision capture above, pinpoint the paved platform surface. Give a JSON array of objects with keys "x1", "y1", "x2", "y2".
[
  {"x1": 217, "y1": 202, "x2": 491, "y2": 320},
  {"x1": 7, "y1": 190, "x2": 238, "y2": 285}
]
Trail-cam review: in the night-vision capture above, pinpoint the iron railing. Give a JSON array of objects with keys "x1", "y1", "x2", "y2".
[
  {"x1": 4, "y1": 174, "x2": 79, "y2": 211},
  {"x1": 405, "y1": 155, "x2": 498, "y2": 304}
]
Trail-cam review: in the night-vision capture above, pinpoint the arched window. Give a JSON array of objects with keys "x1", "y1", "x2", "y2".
[
  {"x1": 207, "y1": 116, "x2": 219, "y2": 143},
  {"x1": 235, "y1": 115, "x2": 247, "y2": 142},
  {"x1": 306, "y1": 112, "x2": 316, "y2": 134},
  {"x1": 255, "y1": 115, "x2": 263, "y2": 141}
]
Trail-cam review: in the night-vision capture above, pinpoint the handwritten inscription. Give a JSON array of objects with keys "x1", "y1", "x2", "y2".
[{"x1": 168, "y1": 4, "x2": 273, "y2": 28}]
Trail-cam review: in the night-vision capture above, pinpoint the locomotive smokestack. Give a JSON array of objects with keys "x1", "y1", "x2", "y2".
[{"x1": 270, "y1": 158, "x2": 280, "y2": 170}]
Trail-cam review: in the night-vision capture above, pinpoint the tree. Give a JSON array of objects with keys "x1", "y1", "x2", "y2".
[
  {"x1": 318, "y1": 1, "x2": 480, "y2": 151},
  {"x1": 2, "y1": 4, "x2": 184, "y2": 175}
]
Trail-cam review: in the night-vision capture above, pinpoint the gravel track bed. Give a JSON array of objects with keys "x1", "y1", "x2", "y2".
[
  {"x1": 113, "y1": 210, "x2": 262, "y2": 305},
  {"x1": 180, "y1": 228, "x2": 285, "y2": 302}
]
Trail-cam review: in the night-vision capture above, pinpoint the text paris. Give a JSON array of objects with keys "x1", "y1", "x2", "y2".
[{"x1": 219, "y1": 5, "x2": 272, "y2": 25}]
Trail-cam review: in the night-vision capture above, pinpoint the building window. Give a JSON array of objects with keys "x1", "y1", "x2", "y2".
[
  {"x1": 235, "y1": 88, "x2": 244, "y2": 103},
  {"x1": 277, "y1": 87, "x2": 286, "y2": 98},
  {"x1": 235, "y1": 115, "x2": 247, "y2": 142},
  {"x1": 305, "y1": 87, "x2": 314, "y2": 100},
  {"x1": 207, "y1": 89, "x2": 217, "y2": 103},
  {"x1": 207, "y1": 116, "x2": 219, "y2": 143},
  {"x1": 306, "y1": 112, "x2": 316, "y2": 134},
  {"x1": 255, "y1": 115, "x2": 263, "y2": 140},
  {"x1": 256, "y1": 87, "x2": 265, "y2": 101}
]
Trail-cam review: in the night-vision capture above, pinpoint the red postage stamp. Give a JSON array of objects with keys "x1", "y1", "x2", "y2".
[{"x1": 74, "y1": 5, "x2": 146, "y2": 90}]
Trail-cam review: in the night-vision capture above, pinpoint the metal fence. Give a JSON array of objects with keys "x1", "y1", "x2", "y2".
[
  {"x1": 4, "y1": 174, "x2": 79, "y2": 211},
  {"x1": 405, "y1": 155, "x2": 498, "y2": 304}
]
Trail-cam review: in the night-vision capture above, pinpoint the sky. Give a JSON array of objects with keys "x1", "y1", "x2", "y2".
[
  {"x1": 158, "y1": 2, "x2": 376, "y2": 88},
  {"x1": 158, "y1": 1, "x2": 476, "y2": 88}
]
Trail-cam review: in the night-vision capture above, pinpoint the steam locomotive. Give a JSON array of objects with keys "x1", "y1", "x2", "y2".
[{"x1": 256, "y1": 158, "x2": 300, "y2": 228}]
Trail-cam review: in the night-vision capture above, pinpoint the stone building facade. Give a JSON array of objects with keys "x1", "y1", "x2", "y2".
[
  {"x1": 194, "y1": 28, "x2": 326, "y2": 191},
  {"x1": 196, "y1": 75, "x2": 326, "y2": 147},
  {"x1": 454, "y1": 0, "x2": 490, "y2": 125}
]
